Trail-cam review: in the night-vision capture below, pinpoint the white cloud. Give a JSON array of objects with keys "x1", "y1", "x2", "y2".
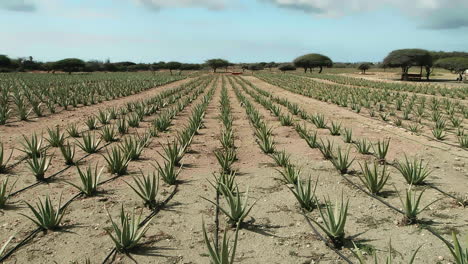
[
  {"x1": 134, "y1": 0, "x2": 230, "y2": 10},
  {"x1": 263, "y1": 0, "x2": 468, "y2": 29},
  {"x1": 0, "y1": 0, "x2": 36, "y2": 12}
]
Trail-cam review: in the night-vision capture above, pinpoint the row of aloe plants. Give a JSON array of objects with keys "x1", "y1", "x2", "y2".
[
  {"x1": 202, "y1": 76, "x2": 243, "y2": 263},
  {"x1": 0, "y1": 72, "x2": 186, "y2": 125},
  {"x1": 233, "y1": 76, "x2": 467, "y2": 263}
]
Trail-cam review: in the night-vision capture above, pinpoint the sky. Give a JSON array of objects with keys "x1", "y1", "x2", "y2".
[{"x1": 1, "y1": 0, "x2": 467, "y2": 63}]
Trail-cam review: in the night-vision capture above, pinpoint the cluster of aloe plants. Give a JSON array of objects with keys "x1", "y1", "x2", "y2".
[
  {"x1": 230, "y1": 77, "x2": 352, "y2": 248},
  {"x1": 258, "y1": 73, "x2": 467, "y2": 147},
  {"x1": 235, "y1": 76, "x2": 455, "y2": 253},
  {"x1": 0, "y1": 72, "x2": 186, "y2": 125}
]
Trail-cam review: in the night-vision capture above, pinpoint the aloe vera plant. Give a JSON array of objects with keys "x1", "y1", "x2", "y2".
[
  {"x1": 309, "y1": 194, "x2": 349, "y2": 248},
  {"x1": 277, "y1": 164, "x2": 301, "y2": 185},
  {"x1": 66, "y1": 123, "x2": 80, "y2": 138},
  {"x1": 215, "y1": 148, "x2": 237, "y2": 174},
  {"x1": 67, "y1": 165, "x2": 103, "y2": 196},
  {"x1": 432, "y1": 127, "x2": 447, "y2": 140},
  {"x1": 271, "y1": 150, "x2": 290, "y2": 167},
  {"x1": 330, "y1": 147, "x2": 354, "y2": 174},
  {"x1": 354, "y1": 138, "x2": 372, "y2": 155},
  {"x1": 160, "y1": 140, "x2": 185, "y2": 166},
  {"x1": 116, "y1": 117, "x2": 129, "y2": 135},
  {"x1": 312, "y1": 114, "x2": 327, "y2": 128},
  {"x1": 220, "y1": 129, "x2": 235, "y2": 149},
  {"x1": 343, "y1": 128, "x2": 353, "y2": 143},
  {"x1": 119, "y1": 136, "x2": 145, "y2": 160},
  {"x1": 20, "y1": 133, "x2": 43, "y2": 158},
  {"x1": 373, "y1": 138, "x2": 390, "y2": 162},
  {"x1": 279, "y1": 113, "x2": 294, "y2": 126},
  {"x1": 76, "y1": 132, "x2": 102, "y2": 154},
  {"x1": 301, "y1": 129, "x2": 318, "y2": 148},
  {"x1": 0, "y1": 177, "x2": 16, "y2": 208},
  {"x1": 85, "y1": 116, "x2": 98, "y2": 130},
  {"x1": 97, "y1": 110, "x2": 110, "y2": 125},
  {"x1": 0, "y1": 143, "x2": 13, "y2": 173},
  {"x1": 254, "y1": 125, "x2": 275, "y2": 154},
  {"x1": 59, "y1": 143, "x2": 76, "y2": 165},
  {"x1": 211, "y1": 172, "x2": 237, "y2": 196},
  {"x1": 154, "y1": 158, "x2": 181, "y2": 185},
  {"x1": 100, "y1": 125, "x2": 117, "y2": 142},
  {"x1": 202, "y1": 220, "x2": 239, "y2": 264},
  {"x1": 318, "y1": 139, "x2": 334, "y2": 160},
  {"x1": 0, "y1": 235, "x2": 13, "y2": 258},
  {"x1": 328, "y1": 121, "x2": 341, "y2": 136},
  {"x1": 21, "y1": 194, "x2": 68, "y2": 230},
  {"x1": 153, "y1": 114, "x2": 172, "y2": 132},
  {"x1": 441, "y1": 232, "x2": 468, "y2": 264},
  {"x1": 204, "y1": 184, "x2": 256, "y2": 226},
  {"x1": 358, "y1": 162, "x2": 389, "y2": 195},
  {"x1": 290, "y1": 176, "x2": 318, "y2": 212},
  {"x1": 397, "y1": 186, "x2": 440, "y2": 225},
  {"x1": 46, "y1": 126, "x2": 65, "y2": 147},
  {"x1": 459, "y1": 135, "x2": 468, "y2": 148},
  {"x1": 105, "y1": 206, "x2": 152, "y2": 252},
  {"x1": 26, "y1": 152, "x2": 51, "y2": 181},
  {"x1": 103, "y1": 147, "x2": 131, "y2": 175},
  {"x1": 396, "y1": 156, "x2": 431, "y2": 185},
  {"x1": 126, "y1": 171, "x2": 159, "y2": 209},
  {"x1": 127, "y1": 113, "x2": 140, "y2": 128}
]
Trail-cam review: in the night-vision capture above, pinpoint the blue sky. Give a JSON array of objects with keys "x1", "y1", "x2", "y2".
[{"x1": 1, "y1": 0, "x2": 467, "y2": 63}]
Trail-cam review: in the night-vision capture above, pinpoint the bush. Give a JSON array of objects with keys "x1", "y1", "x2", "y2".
[
  {"x1": 53, "y1": 58, "x2": 85, "y2": 74},
  {"x1": 279, "y1": 64, "x2": 296, "y2": 73}
]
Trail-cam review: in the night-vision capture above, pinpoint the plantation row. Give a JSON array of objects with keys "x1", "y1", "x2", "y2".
[
  {"x1": 226, "y1": 75, "x2": 466, "y2": 263},
  {"x1": 258, "y1": 73, "x2": 468, "y2": 148},
  {"x1": 0, "y1": 72, "x2": 186, "y2": 125},
  {"x1": 298, "y1": 73, "x2": 468, "y2": 99},
  {"x1": 0, "y1": 76, "x2": 217, "y2": 262}
]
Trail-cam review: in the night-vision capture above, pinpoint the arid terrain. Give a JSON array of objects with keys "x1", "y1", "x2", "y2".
[{"x1": 0, "y1": 71, "x2": 467, "y2": 264}]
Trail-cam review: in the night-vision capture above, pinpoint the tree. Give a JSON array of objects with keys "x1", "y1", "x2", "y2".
[
  {"x1": 266, "y1": 62, "x2": 278, "y2": 71},
  {"x1": 205, "y1": 59, "x2": 229, "y2": 73},
  {"x1": 165, "y1": 61, "x2": 182, "y2": 75},
  {"x1": 293, "y1": 53, "x2": 333, "y2": 73},
  {"x1": 180, "y1": 63, "x2": 201, "y2": 71},
  {"x1": 358, "y1": 63, "x2": 371, "y2": 74},
  {"x1": 278, "y1": 64, "x2": 296, "y2": 73},
  {"x1": 435, "y1": 57, "x2": 468, "y2": 81},
  {"x1": 0, "y1": 55, "x2": 11, "y2": 68},
  {"x1": 53, "y1": 58, "x2": 85, "y2": 74},
  {"x1": 240, "y1": 64, "x2": 249, "y2": 72},
  {"x1": 248, "y1": 63, "x2": 264, "y2": 74},
  {"x1": 383, "y1": 49, "x2": 433, "y2": 80}
]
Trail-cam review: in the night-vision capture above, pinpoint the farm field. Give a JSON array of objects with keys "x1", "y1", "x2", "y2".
[{"x1": 0, "y1": 72, "x2": 467, "y2": 264}]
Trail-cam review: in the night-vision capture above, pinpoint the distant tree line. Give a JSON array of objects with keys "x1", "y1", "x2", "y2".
[
  {"x1": 1, "y1": 50, "x2": 467, "y2": 80},
  {"x1": 0, "y1": 55, "x2": 203, "y2": 75}
]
